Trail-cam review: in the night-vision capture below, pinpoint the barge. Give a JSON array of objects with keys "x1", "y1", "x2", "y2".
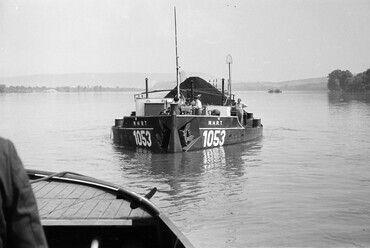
[{"x1": 112, "y1": 77, "x2": 263, "y2": 153}]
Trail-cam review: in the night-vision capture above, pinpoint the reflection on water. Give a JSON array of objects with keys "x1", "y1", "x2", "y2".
[
  {"x1": 114, "y1": 139, "x2": 263, "y2": 178},
  {"x1": 327, "y1": 91, "x2": 346, "y2": 104},
  {"x1": 202, "y1": 146, "x2": 226, "y2": 170},
  {"x1": 328, "y1": 91, "x2": 370, "y2": 104},
  {"x1": 113, "y1": 140, "x2": 264, "y2": 244},
  {"x1": 112, "y1": 139, "x2": 263, "y2": 200}
]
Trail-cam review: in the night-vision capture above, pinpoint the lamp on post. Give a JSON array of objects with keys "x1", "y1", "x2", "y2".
[{"x1": 226, "y1": 54, "x2": 233, "y2": 105}]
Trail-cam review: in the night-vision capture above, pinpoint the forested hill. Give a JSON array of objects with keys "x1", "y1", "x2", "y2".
[{"x1": 327, "y1": 68, "x2": 370, "y2": 92}]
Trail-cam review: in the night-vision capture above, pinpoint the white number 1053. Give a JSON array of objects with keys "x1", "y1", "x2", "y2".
[
  {"x1": 202, "y1": 130, "x2": 226, "y2": 147},
  {"x1": 133, "y1": 130, "x2": 152, "y2": 147}
]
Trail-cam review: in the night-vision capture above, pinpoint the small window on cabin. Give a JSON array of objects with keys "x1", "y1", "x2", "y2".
[{"x1": 145, "y1": 103, "x2": 166, "y2": 116}]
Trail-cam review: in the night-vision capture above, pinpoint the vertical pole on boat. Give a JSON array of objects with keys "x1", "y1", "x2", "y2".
[
  {"x1": 174, "y1": 7, "x2": 180, "y2": 98},
  {"x1": 145, "y1": 78, "x2": 148, "y2": 98},
  {"x1": 191, "y1": 80, "x2": 194, "y2": 101},
  {"x1": 226, "y1": 54, "x2": 233, "y2": 105},
  {"x1": 221, "y1": 78, "x2": 225, "y2": 105}
]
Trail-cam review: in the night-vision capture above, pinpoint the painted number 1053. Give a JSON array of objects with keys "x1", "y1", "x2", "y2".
[
  {"x1": 133, "y1": 130, "x2": 152, "y2": 147},
  {"x1": 202, "y1": 130, "x2": 226, "y2": 147}
]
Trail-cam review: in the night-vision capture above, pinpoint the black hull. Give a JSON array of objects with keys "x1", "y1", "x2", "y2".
[{"x1": 112, "y1": 115, "x2": 263, "y2": 153}]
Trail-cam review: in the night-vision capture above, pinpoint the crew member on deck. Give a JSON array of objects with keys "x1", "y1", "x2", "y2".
[
  {"x1": 235, "y1": 98, "x2": 247, "y2": 123},
  {"x1": 194, "y1": 94, "x2": 202, "y2": 115},
  {"x1": 172, "y1": 96, "x2": 181, "y2": 115},
  {"x1": 180, "y1": 98, "x2": 192, "y2": 115}
]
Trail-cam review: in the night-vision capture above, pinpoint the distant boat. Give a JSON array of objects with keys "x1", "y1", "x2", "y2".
[
  {"x1": 268, "y1": 89, "x2": 282, "y2": 93},
  {"x1": 28, "y1": 169, "x2": 194, "y2": 248}
]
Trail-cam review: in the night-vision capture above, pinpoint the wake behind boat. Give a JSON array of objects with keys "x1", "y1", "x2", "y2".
[{"x1": 28, "y1": 169, "x2": 194, "y2": 248}]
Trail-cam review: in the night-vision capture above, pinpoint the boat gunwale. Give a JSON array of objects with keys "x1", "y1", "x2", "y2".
[{"x1": 27, "y1": 169, "x2": 161, "y2": 216}]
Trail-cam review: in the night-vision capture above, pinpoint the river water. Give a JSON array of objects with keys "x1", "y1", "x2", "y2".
[{"x1": 1, "y1": 91, "x2": 370, "y2": 247}]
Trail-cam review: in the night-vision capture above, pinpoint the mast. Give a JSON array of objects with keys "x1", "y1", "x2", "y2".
[
  {"x1": 174, "y1": 7, "x2": 180, "y2": 98},
  {"x1": 226, "y1": 54, "x2": 233, "y2": 105}
]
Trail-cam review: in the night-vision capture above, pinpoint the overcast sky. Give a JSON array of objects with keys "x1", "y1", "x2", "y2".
[{"x1": 1, "y1": 0, "x2": 369, "y2": 82}]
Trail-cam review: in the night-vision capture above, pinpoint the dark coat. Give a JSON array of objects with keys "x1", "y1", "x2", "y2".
[{"x1": 0, "y1": 137, "x2": 48, "y2": 248}]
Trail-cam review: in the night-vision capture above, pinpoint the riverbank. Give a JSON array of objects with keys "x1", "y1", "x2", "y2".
[{"x1": 0, "y1": 85, "x2": 142, "y2": 93}]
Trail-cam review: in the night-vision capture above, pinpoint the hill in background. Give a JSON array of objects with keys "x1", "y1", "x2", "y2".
[
  {"x1": 0, "y1": 73, "x2": 328, "y2": 91},
  {"x1": 0, "y1": 72, "x2": 175, "y2": 89},
  {"x1": 233, "y1": 77, "x2": 328, "y2": 91}
]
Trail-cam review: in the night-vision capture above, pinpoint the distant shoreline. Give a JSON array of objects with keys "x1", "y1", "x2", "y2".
[
  {"x1": 0, "y1": 84, "x2": 329, "y2": 93},
  {"x1": 0, "y1": 73, "x2": 329, "y2": 93},
  {"x1": 0, "y1": 85, "x2": 143, "y2": 93}
]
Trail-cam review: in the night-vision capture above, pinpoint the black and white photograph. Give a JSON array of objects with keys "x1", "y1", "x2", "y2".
[{"x1": 1, "y1": 0, "x2": 370, "y2": 247}]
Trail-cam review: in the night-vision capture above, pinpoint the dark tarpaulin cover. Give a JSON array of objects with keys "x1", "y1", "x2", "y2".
[{"x1": 164, "y1": 76, "x2": 229, "y2": 106}]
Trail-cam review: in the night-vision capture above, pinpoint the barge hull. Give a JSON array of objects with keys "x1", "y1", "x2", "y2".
[{"x1": 112, "y1": 115, "x2": 262, "y2": 153}]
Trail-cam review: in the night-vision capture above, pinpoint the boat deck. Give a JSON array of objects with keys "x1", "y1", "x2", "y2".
[
  {"x1": 30, "y1": 173, "x2": 154, "y2": 226},
  {"x1": 27, "y1": 170, "x2": 194, "y2": 248}
]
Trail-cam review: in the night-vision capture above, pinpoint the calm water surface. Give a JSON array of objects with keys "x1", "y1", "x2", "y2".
[{"x1": 1, "y1": 91, "x2": 370, "y2": 247}]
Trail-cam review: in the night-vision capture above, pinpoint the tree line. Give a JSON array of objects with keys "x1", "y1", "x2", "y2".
[
  {"x1": 0, "y1": 85, "x2": 141, "y2": 93},
  {"x1": 327, "y1": 68, "x2": 370, "y2": 92}
]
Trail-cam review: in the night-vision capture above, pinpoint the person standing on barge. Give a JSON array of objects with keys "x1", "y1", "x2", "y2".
[
  {"x1": 235, "y1": 98, "x2": 247, "y2": 123},
  {"x1": 194, "y1": 94, "x2": 202, "y2": 115}
]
